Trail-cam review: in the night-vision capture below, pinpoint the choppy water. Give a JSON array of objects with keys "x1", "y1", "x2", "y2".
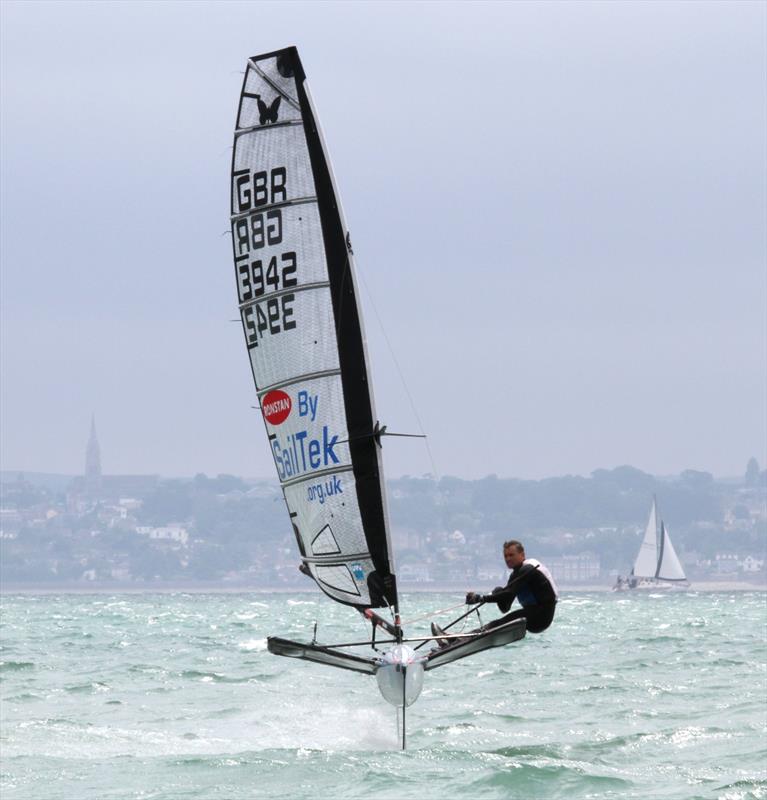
[{"x1": 1, "y1": 591, "x2": 765, "y2": 799}]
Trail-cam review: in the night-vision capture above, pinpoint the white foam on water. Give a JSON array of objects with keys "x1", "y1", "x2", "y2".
[{"x1": 238, "y1": 638, "x2": 268, "y2": 651}]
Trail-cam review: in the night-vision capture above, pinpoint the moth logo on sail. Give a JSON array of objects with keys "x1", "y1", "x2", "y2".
[
  {"x1": 270, "y1": 427, "x2": 341, "y2": 480},
  {"x1": 256, "y1": 94, "x2": 281, "y2": 125},
  {"x1": 261, "y1": 390, "x2": 292, "y2": 425}
]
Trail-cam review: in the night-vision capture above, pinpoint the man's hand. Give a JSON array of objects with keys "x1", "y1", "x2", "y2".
[{"x1": 465, "y1": 591, "x2": 484, "y2": 605}]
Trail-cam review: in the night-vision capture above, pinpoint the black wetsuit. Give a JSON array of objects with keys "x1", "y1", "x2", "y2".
[{"x1": 481, "y1": 558, "x2": 558, "y2": 634}]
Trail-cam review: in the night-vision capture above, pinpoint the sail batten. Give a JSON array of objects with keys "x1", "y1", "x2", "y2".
[
  {"x1": 256, "y1": 368, "x2": 343, "y2": 396},
  {"x1": 238, "y1": 281, "x2": 331, "y2": 310},
  {"x1": 248, "y1": 60, "x2": 301, "y2": 109},
  {"x1": 280, "y1": 464, "x2": 356, "y2": 489},
  {"x1": 235, "y1": 119, "x2": 305, "y2": 137},
  {"x1": 231, "y1": 46, "x2": 397, "y2": 610},
  {"x1": 230, "y1": 195, "x2": 317, "y2": 221},
  {"x1": 302, "y1": 551, "x2": 373, "y2": 563}
]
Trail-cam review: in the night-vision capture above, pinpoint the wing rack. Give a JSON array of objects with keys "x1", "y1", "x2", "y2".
[
  {"x1": 267, "y1": 636, "x2": 378, "y2": 674},
  {"x1": 424, "y1": 618, "x2": 526, "y2": 670},
  {"x1": 266, "y1": 618, "x2": 526, "y2": 675}
]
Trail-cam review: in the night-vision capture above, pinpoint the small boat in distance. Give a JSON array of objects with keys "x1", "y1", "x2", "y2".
[{"x1": 614, "y1": 497, "x2": 689, "y2": 591}]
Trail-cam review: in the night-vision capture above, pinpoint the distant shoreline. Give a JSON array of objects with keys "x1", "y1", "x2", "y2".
[{"x1": 1, "y1": 580, "x2": 764, "y2": 595}]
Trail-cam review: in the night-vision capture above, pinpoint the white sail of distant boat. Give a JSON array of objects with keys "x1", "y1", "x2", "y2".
[{"x1": 616, "y1": 497, "x2": 688, "y2": 590}]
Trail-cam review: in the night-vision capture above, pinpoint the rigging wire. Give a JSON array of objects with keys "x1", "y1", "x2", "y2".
[
  {"x1": 354, "y1": 263, "x2": 441, "y2": 483},
  {"x1": 397, "y1": 600, "x2": 467, "y2": 626},
  {"x1": 382, "y1": 595, "x2": 396, "y2": 626}
]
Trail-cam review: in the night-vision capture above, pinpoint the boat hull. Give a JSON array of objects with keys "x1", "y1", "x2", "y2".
[
  {"x1": 613, "y1": 580, "x2": 689, "y2": 592},
  {"x1": 375, "y1": 645, "x2": 425, "y2": 707}
]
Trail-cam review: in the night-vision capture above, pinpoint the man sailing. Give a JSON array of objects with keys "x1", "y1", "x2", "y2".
[{"x1": 432, "y1": 539, "x2": 559, "y2": 645}]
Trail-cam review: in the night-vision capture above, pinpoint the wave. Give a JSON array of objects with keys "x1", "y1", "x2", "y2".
[
  {"x1": 127, "y1": 664, "x2": 168, "y2": 675},
  {"x1": 202, "y1": 707, "x2": 242, "y2": 719},
  {"x1": 480, "y1": 712, "x2": 527, "y2": 723},
  {"x1": 169, "y1": 753, "x2": 271, "y2": 769},
  {"x1": 238, "y1": 638, "x2": 267, "y2": 651},
  {"x1": 486, "y1": 743, "x2": 565, "y2": 759},
  {"x1": 179, "y1": 670, "x2": 268, "y2": 684},
  {"x1": 4, "y1": 692, "x2": 43, "y2": 703},
  {"x1": 569, "y1": 725, "x2": 738, "y2": 756},
  {"x1": 64, "y1": 681, "x2": 110, "y2": 693},
  {"x1": 0, "y1": 660, "x2": 35, "y2": 671},
  {"x1": 716, "y1": 778, "x2": 767, "y2": 800},
  {"x1": 468, "y1": 763, "x2": 634, "y2": 794}
]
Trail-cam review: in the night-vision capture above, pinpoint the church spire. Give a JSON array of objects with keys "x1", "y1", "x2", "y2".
[{"x1": 85, "y1": 414, "x2": 102, "y2": 487}]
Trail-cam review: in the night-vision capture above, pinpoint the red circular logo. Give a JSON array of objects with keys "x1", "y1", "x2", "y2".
[{"x1": 262, "y1": 390, "x2": 292, "y2": 425}]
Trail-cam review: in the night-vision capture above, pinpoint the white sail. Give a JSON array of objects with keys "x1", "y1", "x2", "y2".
[
  {"x1": 657, "y1": 522, "x2": 687, "y2": 582},
  {"x1": 632, "y1": 498, "x2": 659, "y2": 578},
  {"x1": 230, "y1": 48, "x2": 398, "y2": 610}
]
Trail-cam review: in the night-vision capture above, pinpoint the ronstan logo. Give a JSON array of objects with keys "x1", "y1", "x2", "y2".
[
  {"x1": 256, "y1": 95, "x2": 281, "y2": 125},
  {"x1": 262, "y1": 390, "x2": 292, "y2": 425}
]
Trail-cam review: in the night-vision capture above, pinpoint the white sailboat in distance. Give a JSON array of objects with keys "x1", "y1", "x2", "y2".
[{"x1": 614, "y1": 497, "x2": 689, "y2": 590}]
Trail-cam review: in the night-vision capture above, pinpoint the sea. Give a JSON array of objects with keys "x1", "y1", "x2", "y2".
[{"x1": 1, "y1": 590, "x2": 765, "y2": 800}]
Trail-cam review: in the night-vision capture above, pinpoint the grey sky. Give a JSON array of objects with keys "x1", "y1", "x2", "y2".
[{"x1": 1, "y1": 0, "x2": 765, "y2": 481}]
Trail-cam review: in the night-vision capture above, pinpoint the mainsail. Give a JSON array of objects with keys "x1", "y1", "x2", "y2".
[
  {"x1": 632, "y1": 498, "x2": 660, "y2": 578},
  {"x1": 230, "y1": 47, "x2": 397, "y2": 610}
]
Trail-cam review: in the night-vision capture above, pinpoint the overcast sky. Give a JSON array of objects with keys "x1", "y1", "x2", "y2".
[{"x1": 1, "y1": 0, "x2": 765, "y2": 481}]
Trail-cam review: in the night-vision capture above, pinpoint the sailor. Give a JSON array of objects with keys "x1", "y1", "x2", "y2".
[{"x1": 431, "y1": 540, "x2": 558, "y2": 645}]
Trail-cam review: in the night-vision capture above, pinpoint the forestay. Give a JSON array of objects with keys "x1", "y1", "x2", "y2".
[{"x1": 230, "y1": 47, "x2": 397, "y2": 610}]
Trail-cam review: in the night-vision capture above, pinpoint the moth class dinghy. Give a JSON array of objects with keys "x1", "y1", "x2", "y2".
[{"x1": 229, "y1": 46, "x2": 526, "y2": 746}]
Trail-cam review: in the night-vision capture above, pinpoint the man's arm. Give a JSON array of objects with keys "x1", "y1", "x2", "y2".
[
  {"x1": 479, "y1": 563, "x2": 541, "y2": 605},
  {"x1": 466, "y1": 585, "x2": 511, "y2": 611}
]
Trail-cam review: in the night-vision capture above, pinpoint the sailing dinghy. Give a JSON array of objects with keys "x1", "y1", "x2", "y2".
[
  {"x1": 614, "y1": 497, "x2": 689, "y2": 590},
  {"x1": 229, "y1": 46, "x2": 526, "y2": 745}
]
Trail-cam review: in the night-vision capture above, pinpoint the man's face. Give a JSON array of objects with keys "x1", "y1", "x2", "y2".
[{"x1": 504, "y1": 546, "x2": 525, "y2": 570}]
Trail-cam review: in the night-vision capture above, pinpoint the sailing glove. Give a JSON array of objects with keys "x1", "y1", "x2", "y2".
[{"x1": 465, "y1": 592, "x2": 483, "y2": 605}]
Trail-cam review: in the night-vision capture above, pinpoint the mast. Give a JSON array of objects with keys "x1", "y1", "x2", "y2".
[
  {"x1": 655, "y1": 520, "x2": 665, "y2": 579},
  {"x1": 295, "y1": 76, "x2": 398, "y2": 615}
]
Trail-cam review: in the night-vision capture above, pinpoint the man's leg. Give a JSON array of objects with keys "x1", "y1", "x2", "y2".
[
  {"x1": 483, "y1": 604, "x2": 556, "y2": 634},
  {"x1": 483, "y1": 608, "x2": 527, "y2": 631},
  {"x1": 435, "y1": 604, "x2": 555, "y2": 649}
]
